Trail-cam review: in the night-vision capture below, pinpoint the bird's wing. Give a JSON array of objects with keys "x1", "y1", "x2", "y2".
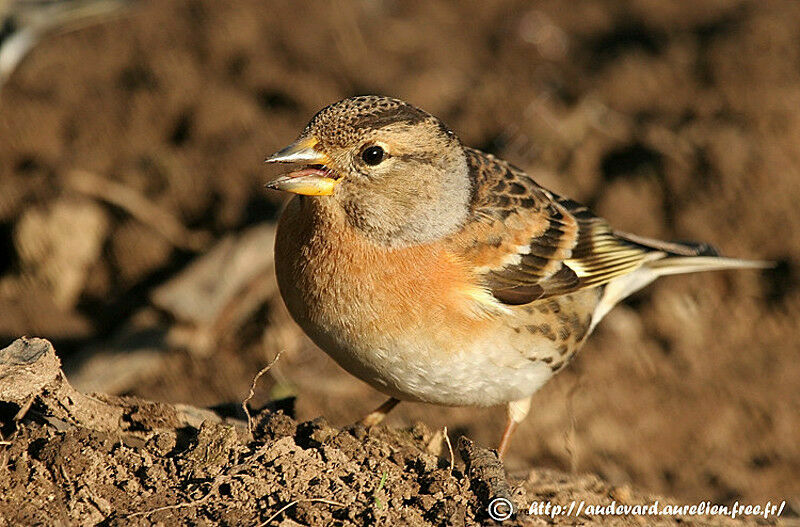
[{"x1": 452, "y1": 148, "x2": 656, "y2": 305}]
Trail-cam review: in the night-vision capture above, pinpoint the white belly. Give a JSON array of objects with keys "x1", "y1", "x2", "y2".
[{"x1": 296, "y1": 312, "x2": 556, "y2": 407}]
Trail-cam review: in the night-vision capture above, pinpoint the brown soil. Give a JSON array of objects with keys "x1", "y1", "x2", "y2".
[
  {"x1": 0, "y1": 338, "x2": 772, "y2": 525},
  {"x1": 0, "y1": 0, "x2": 798, "y2": 525}
]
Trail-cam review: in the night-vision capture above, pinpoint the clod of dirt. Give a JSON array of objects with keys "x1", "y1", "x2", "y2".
[
  {"x1": 458, "y1": 437, "x2": 516, "y2": 516},
  {"x1": 14, "y1": 199, "x2": 109, "y2": 309},
  {"x1": 0, "y1": 336, "x2": 60, "y2": 405},
  {"x1": 181, "y1": 421, "x2": 240, "y2": 479}
]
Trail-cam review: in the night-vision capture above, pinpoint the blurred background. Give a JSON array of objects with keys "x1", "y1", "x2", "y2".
[{"x1": 0, "y1": 0, "x2": 797, "y2": 508}]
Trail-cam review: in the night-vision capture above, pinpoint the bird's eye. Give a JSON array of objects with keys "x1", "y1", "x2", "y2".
[{"x1": 360, "y1": 145, "x2": 385, "y2": 166}]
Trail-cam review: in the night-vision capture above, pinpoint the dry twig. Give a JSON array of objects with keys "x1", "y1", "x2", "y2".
[
  {"x1": 259, "y1": 498, "x2": 345, "y2": 526},
  {"x1": 243, "y1": 351, "x2": 284, "y2": 438},
  {"x1": 126, "y1": 474, "x2": 232, "y2": 519},
  {"x1": 443, "y1": 426, "x2": 454, "y2": 470}
]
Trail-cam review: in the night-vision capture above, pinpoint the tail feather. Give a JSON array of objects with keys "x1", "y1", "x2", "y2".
[
  {"x1": 589, "y1": 254, "x2": 772, "y2": 332},
  {"x1": 647, "y1": 256, "x2": 774, "y2": 276}
]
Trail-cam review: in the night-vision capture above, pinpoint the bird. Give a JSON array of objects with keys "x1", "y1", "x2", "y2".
[{"x1": 265, "y1": 95, "x2": 769, "y2": 458}]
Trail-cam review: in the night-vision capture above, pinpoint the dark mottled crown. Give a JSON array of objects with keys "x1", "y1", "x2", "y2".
[{"x1": 304, "y1": 95, "x2": 454, "y2": 149}]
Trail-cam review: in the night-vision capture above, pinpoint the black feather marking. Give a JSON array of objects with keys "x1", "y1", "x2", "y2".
[{"x1": 492, "y1": 284, "x2": 545, "y2": 305}]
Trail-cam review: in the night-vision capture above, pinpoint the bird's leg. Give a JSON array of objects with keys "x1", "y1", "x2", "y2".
[
  {"x1": 359, "y1": 397, "x2": 400, "y2": 427},
  {"x1": 497, "y1": 397, "x2": 532, "y2": 459}
]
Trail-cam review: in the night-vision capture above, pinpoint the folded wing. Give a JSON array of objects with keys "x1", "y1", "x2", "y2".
[{"x1": 455, "y1": 148, "x2": 659, "y2": 305}]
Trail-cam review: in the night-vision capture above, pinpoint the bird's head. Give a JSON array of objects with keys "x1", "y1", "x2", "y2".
[{"x1": 266, "y1": 95, "x2": 472, "y2": 247}]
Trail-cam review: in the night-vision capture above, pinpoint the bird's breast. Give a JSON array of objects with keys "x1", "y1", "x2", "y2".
[
  {"x1": 273, "y1": 197, "x2": 596, "y2": 406},
  {"x1": 274, "y1": 197, "x2": 489, "y2": 357}
]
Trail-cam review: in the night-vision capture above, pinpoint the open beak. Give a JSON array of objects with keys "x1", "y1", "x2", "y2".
[{"x1": 264, "y1": 136, "x2": 339, "y2": 196}]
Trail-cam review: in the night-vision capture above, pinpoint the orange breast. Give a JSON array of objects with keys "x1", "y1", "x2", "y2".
[{"x1": 274, "y1": 196, "x2": 487, "y2": 350}]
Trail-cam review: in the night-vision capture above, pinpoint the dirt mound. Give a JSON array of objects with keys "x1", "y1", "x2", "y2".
[{"x1": 0, "y1": 338, "x2": 764, "y2": 526}]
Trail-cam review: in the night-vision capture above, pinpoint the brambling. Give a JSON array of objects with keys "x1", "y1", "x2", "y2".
[{"x1": 266, "y1": 96, "x2": 768, "y2": 458}]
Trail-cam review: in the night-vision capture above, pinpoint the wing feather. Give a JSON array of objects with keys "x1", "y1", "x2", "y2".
[{"x1": 452, "y1": 148, "x2": 657, "y2": 305}]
